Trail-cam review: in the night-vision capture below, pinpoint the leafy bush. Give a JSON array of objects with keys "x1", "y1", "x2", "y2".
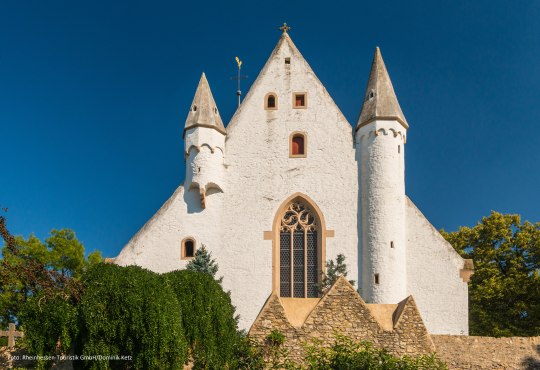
[
  {"x1": 164, "y1": 269, "x2": 238, "y2": 369},
  {"x1": 75, "y1": 264, "x2": 188, "y2": 370},
  {"x1": 303, "y1": 334, "x2": 447, "y2": 370},
  {"x1": 229, "y1": 331, "x2": 265, "y2": 370}
]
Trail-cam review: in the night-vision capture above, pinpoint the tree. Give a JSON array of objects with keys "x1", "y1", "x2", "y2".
[
  {"x1": 441, "y1": 211, "x2": 540, "y2": 337},
  {"x1": 317, "y1": 254, "x2": 356, "y2": 293},
  {"x1": 185, "y1": 244, "x2": 220, "y2": 281},
  {"x1": 0, "y1": 214, "x2": 102, "y2": 330}
]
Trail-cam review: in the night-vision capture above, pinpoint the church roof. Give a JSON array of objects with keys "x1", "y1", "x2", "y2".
[
  {"x1": 356, "y1": 47, "x2": 408, "y2": 130},
  {"x1": 184, "y1": 72, "x2": 226, "y2": 137}
]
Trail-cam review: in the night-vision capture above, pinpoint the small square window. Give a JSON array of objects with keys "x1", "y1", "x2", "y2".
[
  {"x1": 285, "y1": 57, "x2": 291, "y2": 64},
  {"x1": 293, "y1": 93, "x2": 307, "y2": 108}
]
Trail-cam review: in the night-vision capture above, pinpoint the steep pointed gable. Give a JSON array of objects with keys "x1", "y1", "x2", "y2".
[
  {"x1": 225, "y1": 31, "x2": 351, "y2": 135},
  {"x1": 356, "y1": 47, "x2": 408, "y2": 130},
  {"x1": 184, "y1": 73, "x2": 226, "y2": 137}
]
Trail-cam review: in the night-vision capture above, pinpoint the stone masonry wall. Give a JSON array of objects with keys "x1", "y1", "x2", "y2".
[
  {"x1": 249, "y1": 276, "x2": 540, "y2": 369},
  {"x1": 432, "y1": 335, "x2": 540, "y2": 369},
  {"x1": 249, "y1": 276, "x2": 434, "y2": 363}
]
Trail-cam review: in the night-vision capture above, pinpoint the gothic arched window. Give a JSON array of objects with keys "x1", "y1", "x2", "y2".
[{"x1": 279, "y1": 201, "x2": 319, "y2": 298}]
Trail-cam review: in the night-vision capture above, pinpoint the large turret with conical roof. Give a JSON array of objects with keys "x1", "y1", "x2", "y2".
[
  {"x1": 184, "y1": 73, "x2": 226, "y2": 209},
  {"x1": 356, "y1": 47, "x2": 408, "y2": 305}
]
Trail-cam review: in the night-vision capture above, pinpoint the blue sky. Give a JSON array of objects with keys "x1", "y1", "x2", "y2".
[{"x1": 1, "y1": 1, "x2": 539, "y2": 258}]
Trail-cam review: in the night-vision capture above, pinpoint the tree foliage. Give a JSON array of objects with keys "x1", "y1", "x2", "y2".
[
  {"x1": 164, "y1": 269, "x2": 238, "y2": 369},
  {"x1": 0, "y1": 215, "x2": 100, "y2": 327},
  {"x1": 185, "y1": 244, "x2": 220, "y2": 281},
  {"x1": 75, "y1": 264, "x2": 188, "y2": 370},
  {"x1": 441, "y1": 211, "x2": 540, "y2": 337},
  {"x1": 318, "y1": 254, "x2": 355, "y2": 293}
]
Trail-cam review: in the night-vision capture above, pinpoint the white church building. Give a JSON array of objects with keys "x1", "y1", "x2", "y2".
[{"x1": 115, "y1": 29, "x2": 473, "y2": 335}]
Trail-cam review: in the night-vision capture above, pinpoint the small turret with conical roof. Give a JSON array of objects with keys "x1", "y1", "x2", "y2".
[
  {"x1": 184, "y1": 73, "x2": 226, "y2": 209},
  {"x1": 357, "y1": 47, "x2": 408, "y2": 130},
  {"x1": 356, "y1": 47, "x2": 408, "y2": 305},
  {"x1": 184, "y1": 72, "x2": 226, "y2": 137}
]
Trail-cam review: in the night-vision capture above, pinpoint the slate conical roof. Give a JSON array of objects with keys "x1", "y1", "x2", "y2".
[
  {"x1": 356, "y1": 47, "x2": 408, "y2": 130},
  {"x1": 183, "y1": 73, "x2": 226, "y2": 137}
]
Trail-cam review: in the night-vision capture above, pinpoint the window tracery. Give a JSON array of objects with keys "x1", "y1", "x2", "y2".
[{"x1": 279, "y1": 201, "x2": 319, "y2": 298}]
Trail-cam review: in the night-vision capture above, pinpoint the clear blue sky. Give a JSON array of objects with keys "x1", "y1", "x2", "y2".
[{"x1": 1, "y1": 1, "x2": 539, "y2": 258}]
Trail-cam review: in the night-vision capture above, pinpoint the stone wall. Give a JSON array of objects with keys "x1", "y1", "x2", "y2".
[
  {"x1": 249, "y1": 276, "x2": 434, "y2": 362},
  {"x1": 432, "y1": 335, "x2": 540, "y2": 369},
  {"x1": 249, "y1": 276, "x2": 540, "y2": 369}
]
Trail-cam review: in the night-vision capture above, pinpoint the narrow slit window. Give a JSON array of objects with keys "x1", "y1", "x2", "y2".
[
  {"x1": 398, "y1": 145, "x2": 400, "y2": 154},
  {"x1": 293, "y1": 93, "x2": 306, "y2": 108},
  {"x1": 290, "y1": 133, "x2": 306, "y2": 157},
  {"x1": 182, "y1": 238, "x2": 196, "y2": 259},
  {"x1": 374, "y1": 273, "x2": 380, "y2": 285},
  {"x1": 391, "y1": 241, "x2": 394, "y2": 248}
]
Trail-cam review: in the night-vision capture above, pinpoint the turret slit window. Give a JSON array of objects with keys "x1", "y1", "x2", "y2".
[
  {"x1": 290, "y1": 133, "x2": 306, "y2": 157},
  {"x1": 279, "y1": 201, "x2": 319, "y2": 298},
  {"x1": 374, "y1": 273, "x2": 380, "y2": 284},
  {"x1": 181, "y1": 238, "x2": 196, "y2": 259},
  {"x1": 265, "y1": 93, "x2": 278, "y2": 110}
]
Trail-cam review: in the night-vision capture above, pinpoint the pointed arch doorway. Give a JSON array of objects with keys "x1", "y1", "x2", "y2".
[{"x1": 265, "y1": 193, "x2": 333, "y2": 298}]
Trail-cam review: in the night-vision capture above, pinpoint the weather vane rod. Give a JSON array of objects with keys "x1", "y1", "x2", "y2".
[{"x1": 231, "y1": 56, "x2": 248, "y2": 108}]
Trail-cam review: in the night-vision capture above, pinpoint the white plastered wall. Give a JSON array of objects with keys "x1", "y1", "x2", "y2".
[
  {"x1": 405, "y1": 197, "x2": 469, "y2": 335},
  {"x1": 221, "y1": 35, "x2": 359, "y2": 330},
  {"x1": 357, "y1": 120, "x2": 407, "y2": 304}
]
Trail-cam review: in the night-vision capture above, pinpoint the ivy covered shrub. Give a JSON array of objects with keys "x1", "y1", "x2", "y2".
[
  {"x1": 164, "y1": 269, "x2": 239, "y2": 369},
  {"x1": 303, "y1": 334, "x2": 448, "y2": 370},
  {"x1": 75, "y1": 264, "x2": 188, "y2": 370}
]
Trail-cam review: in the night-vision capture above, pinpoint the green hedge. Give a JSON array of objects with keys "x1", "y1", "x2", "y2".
[
  {"x1": 74, "y1": 264, "x2": 188, "y2": 370},
  {"x1": 164, "y1": 269, "x2": 239, "y2": 369},
  {"x1": 19, "y1": 294, "x2": 79, "y2": 369}
]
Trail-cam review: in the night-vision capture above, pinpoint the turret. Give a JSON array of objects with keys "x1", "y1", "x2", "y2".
[
  {"x1": 356, "y1": 48, "x2": 408, "y2": 304},
  {"x1": 184, "y1": 73, "x2": 226, "y2": 208}
]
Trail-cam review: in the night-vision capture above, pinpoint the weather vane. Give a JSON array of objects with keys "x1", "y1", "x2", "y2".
[
  {"x1": 279, "y1": 22, "x2": 291, "y2": 34},
  {"x1": 231, "y1": 56, "x2": 248, "y2": 108}
]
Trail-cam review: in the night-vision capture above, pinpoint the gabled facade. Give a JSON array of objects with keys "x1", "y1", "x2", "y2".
[{"x1": 115, "y1": 31, "x2": 473, "y2": 335}]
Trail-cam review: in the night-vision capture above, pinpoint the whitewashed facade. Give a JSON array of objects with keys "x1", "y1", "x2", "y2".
[{"x1": 115, "y1": 32, "x2": 472, "y2": 335}]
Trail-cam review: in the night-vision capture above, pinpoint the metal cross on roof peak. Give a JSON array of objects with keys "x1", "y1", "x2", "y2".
[{"x1": 279, "y1": 22, "x2": 291, "y2": 34}]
